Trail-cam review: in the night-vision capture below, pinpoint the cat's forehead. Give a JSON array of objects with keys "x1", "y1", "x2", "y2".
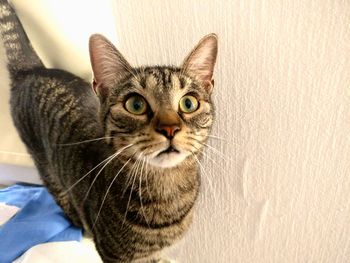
[
  {"x1": 136, "y1": 66, "x2": 192, "y2": 92},
  {"x1": 111, "y1": 66, "x2": 208, "y2": 109}
]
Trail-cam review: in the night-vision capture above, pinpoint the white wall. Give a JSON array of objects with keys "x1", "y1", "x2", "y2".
[
  {"x1": 1, "y1": 0, "x2": 350, "y2": 262},
  {"x1": 112, "y1": 0, "x2": 350, "y2": 262}
]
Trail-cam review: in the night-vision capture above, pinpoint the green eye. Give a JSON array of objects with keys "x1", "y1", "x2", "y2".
[
  {"x1": 125, "y1": 95, "x2": 147, "y2": 115},
  {"x1": 179, "y1": 95, "x2": 199, "y2": 113}
]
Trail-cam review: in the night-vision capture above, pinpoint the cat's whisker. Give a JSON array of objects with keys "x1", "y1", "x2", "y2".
[
  {"x1": 82, "y1": 144, "x2": 134, "y2": 204},
  {"x1": 189, "y1": 143, "x2": 217, "y2": 166},
  {"x1": 187, "y1": 131, "x2": 227, "y2": 142},
  {"x1": 138, "y1": 157, "x2": 150, "y2": 228},
  {"x1": 207, "y1": 135, "x2": 228, "y2": 141},
  {"x1": 201, "y1": 142, "x2": 230, "y2": 162},
  {"x1": 122, "y1": 154, "x2": 144, "y2": 227},
  {"x1": 57, "y1": 136, "x2": 114, "y2": 146},
  {"x1": 191, "y1": 152, "x2": 218, "y2": 205},
  {"x1": 187, "y1": 143, "x2": 226, "y2": 179},
  {"x1": 91, "y1": 157, "x2": 132, "y2": 230},
  {"x1": 200, "y1": 150, "x2": 221, "y2": 168},
  {"x1": 119, "y1": 59, "x2": 140, "y2": 81},
  {"x1": 122, "y1": 155, "x2": 141, "y2": 197},
  {"x1": 144, "y1": 157, "x2": 152, "y2": 199},
  {"x1": 189, "y1": 138, "x2": 229, "y2": 162},
  {"x1": 63, "y1": 151, "x2": 120, "y2": 195},
  {"x1": 133, "y1": 67, "x2": 144, "y2": 84}
]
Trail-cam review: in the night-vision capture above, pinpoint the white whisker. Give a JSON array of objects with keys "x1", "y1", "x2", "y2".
[
  {"x1": 122, "y1": 154, "x2": 143, "y2": 226},
  {"x1": 92, "y1": 157, "x2": 132, "y2": 230},
  {"x1": 138, "y1": 157, "x2": 150, "y2": 228},
  {"x1": 122, "y1": 156, "x2": 140, "y2": 197},
  {"x1": 207, "y1": 134, "x2": 227, "y2": 141},
  {"x1": 192, "y1": 152, "x2": 218, "y2": 205},
  {"x1": 190, "y1": 137, "x2": 229, "y2": 162},
  {"x1": 57, "y1": 136, "x2": 113, "y2": 146},
  {"x1": 63, "y1": 152, "x2": 118, "y2": 194},
  {"x1": 144, "y1": 157, "x2": 151, "y2": 199},
  {"x1": 201, "y1": 142, "x2": 229, "y2": 161},
  {"x1": 82, "y1": 144, "x2": 133, "y2": 203}
]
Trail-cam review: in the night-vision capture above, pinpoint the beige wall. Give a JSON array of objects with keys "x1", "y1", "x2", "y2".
[
  {"x1": 116, "y1": 1, "x2": 350, "y2": 262},
  {"x1": 1, "y1": 0, "x2": 350, "y2": 262}
]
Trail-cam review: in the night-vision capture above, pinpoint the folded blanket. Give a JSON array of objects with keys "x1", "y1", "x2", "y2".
[{"x1": 0, "y1": 184, "x2": 82, "y2": 263}]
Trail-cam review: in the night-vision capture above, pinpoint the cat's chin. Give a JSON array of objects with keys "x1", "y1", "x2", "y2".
[{"x1": 147, "y1": 150, "x2": 189, "y2": 168}]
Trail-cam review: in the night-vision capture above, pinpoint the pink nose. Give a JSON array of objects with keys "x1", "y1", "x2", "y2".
[{"x1": 156, "y1": 124, "x2": 181, "y2": 139}]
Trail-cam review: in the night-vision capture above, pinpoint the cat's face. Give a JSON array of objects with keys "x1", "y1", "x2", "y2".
[
  {"x1": 104, "y1": 67, "x2": 213, "y2": 168},
  {"x1": 89, "y1": 34, "x2": 217, "y2": 168}
]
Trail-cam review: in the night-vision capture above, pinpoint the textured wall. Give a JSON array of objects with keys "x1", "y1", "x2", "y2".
[
  {"x1": 1, "y1": 0, "x2": 350, "y2": 262},
  {"x1": 113, "y1": 0, "x2": 350, "y2": 262}
]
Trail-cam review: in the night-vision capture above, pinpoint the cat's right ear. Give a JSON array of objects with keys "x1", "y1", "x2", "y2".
[{"x1": 89, "y1": 34, "x2": 131, "y2": 98}]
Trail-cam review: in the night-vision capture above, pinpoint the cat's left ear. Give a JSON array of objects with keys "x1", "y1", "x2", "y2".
[
  {"x1": 181, "y1": 33, "x2": 218, "y2": 93},
  {"x1": 89, "y1": 34, "x2": 132, "y2": 98}
]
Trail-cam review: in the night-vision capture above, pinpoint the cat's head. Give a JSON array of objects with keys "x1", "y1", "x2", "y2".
[{"x1": 89, "y1": 34, "x2": 217, "y2": 168}]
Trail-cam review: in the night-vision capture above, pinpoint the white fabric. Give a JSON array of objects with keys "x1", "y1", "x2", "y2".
[
  {"x1": 0, "y1": 194, "x2": 101, "y2": 263},
  {"x1": 13, "y1": 241, "x2": 102, "y2": 263},
  {"x1": 0, "y1": 202, "x2": 19, "y2": 225}
]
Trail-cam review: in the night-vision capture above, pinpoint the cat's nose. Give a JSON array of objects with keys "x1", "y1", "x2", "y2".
[
  {"x1": 154, "y1": 110, "x2": 182, "y2": 139},
  {"x1": 156, "y1": 124, "x2": 181, "y2": 139}
]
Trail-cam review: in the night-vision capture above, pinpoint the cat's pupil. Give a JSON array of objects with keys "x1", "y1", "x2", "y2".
[
  {"x1": 133, "y1": 99, "x2": 143, "y2": 110},
  {"x1": 185, "y1": 98, "x2": 192, "y2": 109}
]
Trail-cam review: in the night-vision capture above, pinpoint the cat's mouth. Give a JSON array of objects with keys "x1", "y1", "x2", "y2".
[
  {"x1": 157, "y1": 146, "x2": 180, "y2": 156},
  {"x1": 148, "y1": 144, "x2": 188, "y2": 168}
]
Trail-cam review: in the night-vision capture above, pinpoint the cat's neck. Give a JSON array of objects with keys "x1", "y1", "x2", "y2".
[{"x1": 105, "y1": 155, "x2": 199, "y2": 201}]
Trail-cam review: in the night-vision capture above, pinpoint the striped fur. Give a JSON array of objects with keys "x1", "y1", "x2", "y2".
[
  {"x1": 0, "y1": 0, "x2": 43, "y2": 75},
  {"x1": 0, "y1": 1, "x2": 217, "y2": 262}
]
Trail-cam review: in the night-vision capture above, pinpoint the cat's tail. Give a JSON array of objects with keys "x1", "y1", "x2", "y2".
[{"x1": 0, "y1": 0, "x2": 44, "y2": 76}]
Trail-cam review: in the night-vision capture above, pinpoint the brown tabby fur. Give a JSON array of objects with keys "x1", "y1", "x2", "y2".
[{"x1": 0, "y1": 1, "x2": 217, "y2": 262}]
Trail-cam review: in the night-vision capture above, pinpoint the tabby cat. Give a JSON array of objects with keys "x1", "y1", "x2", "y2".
[{"x1": 0, "y1": 0, "x2": 217, "y2": 262}]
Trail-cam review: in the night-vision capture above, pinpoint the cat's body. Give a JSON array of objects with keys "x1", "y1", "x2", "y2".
[{"x1": 0, "y1": 1, "x2": 217, "y2": 262}]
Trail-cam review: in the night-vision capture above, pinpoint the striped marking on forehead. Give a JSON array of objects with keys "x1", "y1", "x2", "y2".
[
  {"x1": 145, "y1": 74, "x2": 158, "y2": 89},
  {"x1": 130, "y1": 77, "x2": 144, "y2": 90},
  {"x1": 132, "y1": 67, "x2": 196, "y2": 95},
  {"x1": 171, "y1": 73, "x2": 181, "y2": 90},
  {"x1": 178, "y1": 75, "x2": 193, "y2": 90}
]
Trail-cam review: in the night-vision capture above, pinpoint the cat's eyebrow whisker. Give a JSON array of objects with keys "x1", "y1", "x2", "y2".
[
  {"x1": 91, "y1": 157, "x2": 132, "y2": 230},
  {"x1": 82, "y1": 143, "x2": 134, "y2": 204},
  {"x1": 57, "y1": 136, "x2": 114, "y2": 146},
  {"x1": 118, "y1": 59, "x2": 140, "y2": 81}
]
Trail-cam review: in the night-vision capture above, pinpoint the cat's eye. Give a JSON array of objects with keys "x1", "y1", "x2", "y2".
[
  {"x1": 179, "y1": 95, "x2": 199, "y2": 113},
  {"x1": 125, "y1": 95, "x2": 147, "y2": 115}
]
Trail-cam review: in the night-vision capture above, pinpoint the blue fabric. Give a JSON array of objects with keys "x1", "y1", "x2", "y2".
[{"x1": 0, "y1": 184, "x2": 82, "y2": 263}]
